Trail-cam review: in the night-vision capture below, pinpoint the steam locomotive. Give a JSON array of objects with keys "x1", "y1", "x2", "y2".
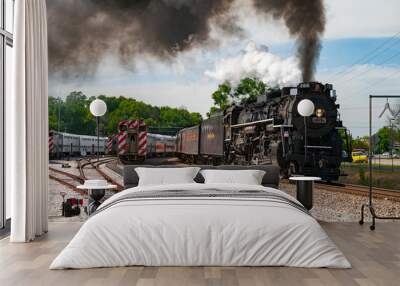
[{"x1": 176, "y1": 82, "x2": 352, "y2": 181}]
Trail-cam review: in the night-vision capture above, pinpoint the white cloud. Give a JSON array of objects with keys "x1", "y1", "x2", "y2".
[
  {"x1": 324, "y1": 0, "x2": 400, "y2": 39},
  {"x1": 229, "y1": 0, "x2": 291, "y2": 45},
  {"x1": 48, "y1": 0, "x2": 400, "y2": 136},
  {"x1": 221, "y1": 0, "x2": 400, "y2": 47},
  {"x1": 205, "y1": 42, "x2": 301, "y2": 87}
]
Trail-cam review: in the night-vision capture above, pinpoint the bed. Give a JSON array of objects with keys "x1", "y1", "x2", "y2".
[{"x1": 50, "y1": 165, "x2": 350, "y2": 269}]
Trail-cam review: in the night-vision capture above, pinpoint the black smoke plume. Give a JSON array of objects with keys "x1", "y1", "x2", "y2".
[
  {"x1": 252, "y1": 0, "x2": 325, "y2": 81},
  {"x1": 47, "y1": 0, "x2": 325, "y2": 81}
]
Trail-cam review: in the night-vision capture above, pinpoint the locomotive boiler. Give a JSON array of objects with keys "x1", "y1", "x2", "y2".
[{"x1": 177, "y1": 82, "x2": 352, "y2": 181}]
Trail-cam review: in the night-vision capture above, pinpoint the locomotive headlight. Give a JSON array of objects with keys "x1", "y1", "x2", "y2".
[{"x1": 316, "y1": 108, "x2": 325, "y2": 118}]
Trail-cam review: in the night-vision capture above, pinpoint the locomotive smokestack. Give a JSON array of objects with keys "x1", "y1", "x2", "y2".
[{"x1": 47, "y1": 0, "x2": 325, "y2": 80}]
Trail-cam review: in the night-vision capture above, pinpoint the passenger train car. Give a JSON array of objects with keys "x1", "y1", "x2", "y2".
[
  {"x1": 49, "y1": 131, "x2": 108, "y2": 158},
  {"x1": 147, "y1": 133, "x2": 176, "y2": 157}
]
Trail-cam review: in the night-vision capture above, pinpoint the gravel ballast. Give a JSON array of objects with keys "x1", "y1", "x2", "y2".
[{"x1": 48, "y1": 161, "x2": 400, "y2": 223}]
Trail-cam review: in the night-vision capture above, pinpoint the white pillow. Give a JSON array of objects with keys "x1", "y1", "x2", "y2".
[
  {"x1": 200, "y1": 169, "x2": 265, "y2": 185},
  {"x1": 135, "y1": 167, "x2": 201, "y2": 186}
]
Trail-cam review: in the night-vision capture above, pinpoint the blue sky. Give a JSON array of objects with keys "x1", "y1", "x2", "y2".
[
  {"x1": 321, "y1": 38, "x2": 400, "y2": 69},
  {"x1": 318, "y1": 38, "x2": 400, "y2": 136},
  {"x1": 49, "y1": 0, "x2": 400, "y2": 137}
]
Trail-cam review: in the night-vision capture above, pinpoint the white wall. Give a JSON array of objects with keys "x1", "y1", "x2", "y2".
[{"x1": 5, "y1": 44, "x2": 13, "y2": 219}]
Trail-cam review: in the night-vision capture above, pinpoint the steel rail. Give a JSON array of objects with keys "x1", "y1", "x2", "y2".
[
  {"x1": 49, "y1": 166, "x2": 84, "y2": 184},
  {"x1": 77, "y1": 159, "x2": 87, "y2": 180},
  {"x1": 90, "y1": 159, "x2": 124, "y2": 191},
  {"x1": 104, "y1": 161, "x2": 123, "y2": 176},
  {"x1": 282, "y1": 180, "x2": 400, "y2": 202},
  {"x1": 48, "y1": 174, "x2": 86, "y2": 195}
]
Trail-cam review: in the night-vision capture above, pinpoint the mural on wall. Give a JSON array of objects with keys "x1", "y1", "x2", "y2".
[{"x1": 46, "y1": 1, "x2": 400, "y2": 223}]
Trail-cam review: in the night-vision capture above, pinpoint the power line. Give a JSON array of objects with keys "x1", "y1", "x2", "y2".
[
  {"x1": 337, "y1": 50, "x2": 400, "y2": 85},
  {"x1": 332, "y1": 31, "x2": 400, "y2": 81},
  {"x1": 340, "y1": 105, "x2": 385, "y2": 110},
  {"x1": 346, "y1": 126, "x2": 382, "y2": 128},
  {"x1": 345, "y1": 68, "x2": 400, "y2": 96}
]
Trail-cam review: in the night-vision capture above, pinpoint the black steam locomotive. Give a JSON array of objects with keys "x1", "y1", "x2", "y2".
[{"x1": 176, "y1": 82, "x2": 352, "y2": 181}]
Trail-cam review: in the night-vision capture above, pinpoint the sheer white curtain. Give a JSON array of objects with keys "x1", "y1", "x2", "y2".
[{"x1": 8, "y1": 0, "x2": 48, "y2": 242}]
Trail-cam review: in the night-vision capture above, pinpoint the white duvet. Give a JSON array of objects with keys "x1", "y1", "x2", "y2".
[{"x1": 50, "y1": 183, "x2": 351, "y2": 269}]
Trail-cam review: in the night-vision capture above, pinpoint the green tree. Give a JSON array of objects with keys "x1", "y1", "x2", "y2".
[
  {"x1": 233, "y1": 77, "x2": 266, "y2": 102},
  {"x1": 376, "y1": 126, "x2": 395, "y2": 152},
  {"x1": 63, "y1": 91, "x2": 95, "y2": 135},
  {"x1": 48, "y1": 96, "x2": 64, "y2": 131},
  {"x1": 212, "y1": 83, "x2": 231, "y2": 110},
  {"x1": 160, "y1": 107, "x2": 201, "y2": 128},
  {"x1": 48, "y1": 92, "x2": 202, "y2": 136},
  {"x1": 208, "y1": 77, "x2": 268, "y2": 117},
  {"x1": 208, "y1": 83, "x2": 231, "y2": 117},
  {"x1": 352, "y1": 136, "x2": 369, "y2": 151},
  {"x1": 207, "y1": 106, "x2": 220, "y2": 118}
]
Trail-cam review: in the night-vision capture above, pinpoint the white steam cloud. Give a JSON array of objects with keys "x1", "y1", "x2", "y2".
[{"x1": 205, "y1": 42, "x2": 301, "y2": 87}]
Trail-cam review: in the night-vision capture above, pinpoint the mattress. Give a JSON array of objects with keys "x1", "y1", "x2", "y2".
[{"x1": 50, "y1": 183, "x2": 351, "y2": 269}]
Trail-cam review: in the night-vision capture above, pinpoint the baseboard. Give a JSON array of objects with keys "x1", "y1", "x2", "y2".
[{"x1": 0, "y1": 218, "x2": 11, "y2": 239}]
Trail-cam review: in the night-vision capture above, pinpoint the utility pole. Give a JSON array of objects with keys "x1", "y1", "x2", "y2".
[
  {"x1": 57, "y1": 97, "x2": 61, "y2": 132},
  {"x1": 89, "y1": 99, "x2": 107, "y2": 162},
  {"x1": 57, "y1": 97, "x2": 61, "y2": 159},
  {"x1": 391, "y1": 119, "x2": 394, "y2": 172}
]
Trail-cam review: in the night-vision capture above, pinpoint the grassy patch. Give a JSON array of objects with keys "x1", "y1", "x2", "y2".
[{"x1": 340, "y1": 163, "x2": 399, "y2": 190}]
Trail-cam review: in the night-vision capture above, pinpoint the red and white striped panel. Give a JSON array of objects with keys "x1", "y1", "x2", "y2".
[
  {"x1": 49, "y1": 135, "x2": 54, "y2": 153},
  {"x1": 138, "y1": 131, "x2": 147, "y2": 156},
  {"x1": 118, "y1": 119, "x2": 145, "y2": 130},
  {"x1": 118, "y1": 120, "x2": 128, "y2": 127},
  {"x1": 107, "y1": 136, "x2": 113, "y2": 152},
  {"x1": 128, "y1": 120, "x2": 139, "y2": 129},
  {"x1": 117, "y1": 131, "x2": 128, "y2": 155}
]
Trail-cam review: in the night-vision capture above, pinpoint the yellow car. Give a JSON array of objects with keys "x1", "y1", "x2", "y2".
[{"x1": 352, "y1": 152, "x2": 368, "y2": 163}]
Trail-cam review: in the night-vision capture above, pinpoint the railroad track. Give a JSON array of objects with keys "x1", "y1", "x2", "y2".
[
  {"x1": 77, "y1": 159, "x2": 87, "y2": 180},
  {"x1": 105, "y1": 160, "x2": 123, "y2": 176},
  {"x1": 89, "y1": 159, "x2": 124, "y2": 191},
  {"x1": 48, "y1": 174, "x2": 86, "y2": 195},
  {"x1": 49, "y1": 157, "x2": 123, "y2": 194},
  {"x1": 49, "y1": 166, "x2": 84, "y2": 184},
  {"x1": 282, "y1": 179, "x2": 400, "y2": 202},
  {"x1": 316, "y1": 182, "x2": 400, "y2": 202}
]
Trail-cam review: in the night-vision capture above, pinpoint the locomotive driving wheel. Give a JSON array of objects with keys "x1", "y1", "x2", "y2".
[
  {"x1": 277, "y1": 141, "x2": 291, "y2": 178},
  {"x1": 288, "y1": 162, "x2": 298, "y2": 177},
  {"x1": 280, "y1": 163, "x2": 297, "y2": 179}
]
